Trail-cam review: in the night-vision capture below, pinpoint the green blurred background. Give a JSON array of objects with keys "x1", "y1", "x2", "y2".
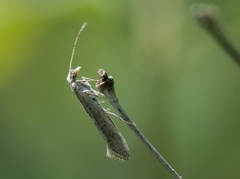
[{"x1": 1, "y1": 0, "x2": 240, "y2": 178}]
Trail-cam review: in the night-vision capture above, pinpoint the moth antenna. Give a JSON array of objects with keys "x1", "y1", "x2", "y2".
[{"x1": 69, "y1": 22, "x2": 87, "y2": 71}]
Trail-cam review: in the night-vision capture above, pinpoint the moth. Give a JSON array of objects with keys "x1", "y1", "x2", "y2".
[{"x1": 66, "y1": 23, "x2": 130, "y2": 160}]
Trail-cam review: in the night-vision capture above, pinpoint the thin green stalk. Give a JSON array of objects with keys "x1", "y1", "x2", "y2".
[{"x1": 194, "y1": 4, "x2": 240, "y2": 66}]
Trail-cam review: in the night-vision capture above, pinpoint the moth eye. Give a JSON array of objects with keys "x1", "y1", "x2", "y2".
[{"x1": 72, "y1": 73, "x2": 76, "y2": 78}]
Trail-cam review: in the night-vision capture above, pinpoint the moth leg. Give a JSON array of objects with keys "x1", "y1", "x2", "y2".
[
  {"x1": 82, "y1": 76, "x2": 97, "y2": 82},
  {"x1": 105, "y1": 109, "x2": 132, "y2": 124},
  {"x1": 83, "y1": 89, "x2": 106, "y2": 99},
  {"x1": 96, "y1": 92, "x2": 106, "y2": 99},
  {"x1": 82, "y1": 89, "x2": 99, "y2": 98},
  {"x1": 81, "y1": 77, "x2": 106, "y2": 97}
]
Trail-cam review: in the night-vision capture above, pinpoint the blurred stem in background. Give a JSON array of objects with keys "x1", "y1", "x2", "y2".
[{"x1": 193, "y1": 4, "x2": 240, "y2": 67}]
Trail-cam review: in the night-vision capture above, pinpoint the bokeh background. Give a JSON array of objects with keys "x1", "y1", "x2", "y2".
[{"x1": 1, "y1": 0, "x2": 240, "y2": 178}]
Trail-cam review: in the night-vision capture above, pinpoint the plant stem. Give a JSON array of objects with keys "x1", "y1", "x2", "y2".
[
  {"x1": 96, "y1": 69, "x2": 182, "y2": 179},
  {"x1": 194, "y1": 4, "x2": 240, "y2": 66}
]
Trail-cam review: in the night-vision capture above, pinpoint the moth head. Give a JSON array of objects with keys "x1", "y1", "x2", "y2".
[{"x1": 67, "y1": 66, "x2": 81, "y2": 83}]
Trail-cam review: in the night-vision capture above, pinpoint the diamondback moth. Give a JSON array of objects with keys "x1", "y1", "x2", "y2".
[{"x1": 67, "y1": 23, "x2": 130, "y2": 160}]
